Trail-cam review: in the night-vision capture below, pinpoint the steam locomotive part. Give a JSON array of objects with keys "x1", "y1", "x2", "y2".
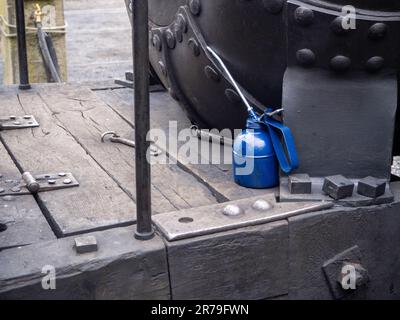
[{"x1": 125, "y1": 0, "x2": 400, "y2": 180}]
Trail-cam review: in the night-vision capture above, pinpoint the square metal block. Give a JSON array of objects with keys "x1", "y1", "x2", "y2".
[
  {"x1": 357, "y1": 177, "x2": 387, "y2": 198},
  {"x1": 74, "y1": 236, "x2": 98, "y2": 254},
  {"x1": 323, "y1": 175, "x2": 354, "y2": 200},
  {"x1": 289, "y1": 174, "x2": 312, "y2": 194}
]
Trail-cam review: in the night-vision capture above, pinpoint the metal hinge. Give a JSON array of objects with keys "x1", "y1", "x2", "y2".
[
  {"x1": 0, "y1": 115, "x2": 39, "y2": 130},
  {"x1": 0, "y1": 172, "x2": 79, "y2": 196}
]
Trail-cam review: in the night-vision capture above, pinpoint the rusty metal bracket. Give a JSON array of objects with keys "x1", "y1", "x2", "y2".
[
  {"x1": 0, "y1": 172, "x2": 79, "y2": 197},
  {"x1": 0, "y1": 115, "x2": 39, "y2": 130}
]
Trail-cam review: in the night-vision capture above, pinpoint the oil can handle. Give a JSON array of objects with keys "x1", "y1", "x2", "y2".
[{"x1": 263, "y1": 115, "x2": 299, "y2": 174}]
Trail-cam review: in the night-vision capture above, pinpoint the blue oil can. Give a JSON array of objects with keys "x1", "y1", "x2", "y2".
[{"x1": 233, "y1": 118, "x2": 279, "y2": 189}]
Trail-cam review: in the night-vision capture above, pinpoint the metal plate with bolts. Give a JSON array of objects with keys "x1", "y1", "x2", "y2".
[
  {"x1": 153, "y1": 195, "x2": 333, "y2": 241},
  {"x1": 280, "y1": 177, "x2": 394, "y2": 207},
  {"x1": 0, "y1": 172, "x2": 79, "y2": 197},
  {"x1": 0, "y1": 115, "x2": 39, "y2": 130}
]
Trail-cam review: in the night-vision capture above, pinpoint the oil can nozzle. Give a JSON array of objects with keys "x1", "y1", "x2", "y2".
[{"x1": 207, "y1": 46, "x2": 258, "y2": 120}]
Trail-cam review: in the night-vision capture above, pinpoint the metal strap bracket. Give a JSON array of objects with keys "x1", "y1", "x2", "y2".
[
  {"x1": 0, "y1": 172, "x2": 79, "y2": 197},
  {"x1": 0, "y1": 115, "x2": 39, "y2": 130}
]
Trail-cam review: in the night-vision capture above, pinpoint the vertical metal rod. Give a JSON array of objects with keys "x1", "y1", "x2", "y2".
[
  {"x1": 15, "y1": 0, "x2": 31, "y2": 90},
  {"x1": 133, "y1": 0, "x2": 154, "y2": 240}
]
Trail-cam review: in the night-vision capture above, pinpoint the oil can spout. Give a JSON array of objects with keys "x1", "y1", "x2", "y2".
[{"x1": 207, "y1": 46, "x2": 258, "y2": 120}]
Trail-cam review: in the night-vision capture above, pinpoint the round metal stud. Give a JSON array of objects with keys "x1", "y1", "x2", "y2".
[
  {"x1": 296, "y1": 49, "x2": 316, "y2": 67},
  {"x1": 176, "y1": 14, "x2": 188, "y2": 33},
  {"x1": 63, "y1": 179, "x2": 72, "y2": 185},
  {"x1": 165, "y1": 29, "x2": 176, "y2": 49},
  {"x1": 368, "y1": 23, "x2": 387, "y2": 41},
  {"x1": 0, "y1": 188, "x2": 5, "y2": 194},
  {"x1": 222, "y1": 204, "x2": 244, "y2": 217},
  {"x1": 23, "y1": 115, "x2": 31, "y2": 119},
  {"x1": 204, "y1": 66, "x2": 221, "y2": 82},
  {"x1": 225, "y1": 88, "x2": 241, "y2": 105},
  {"x1": 9, "y1": 116, "x2": 16, "y2": 120},
  {"x1": 58, "y1": 172, "x2": 66, "y2": 177},
  {"x1": 13, "y1": 121, "x2": 21, "y2": 126},
  {"x1": 152, "y1": 34, "x2": 162, "y2": 52},
  {"x1": 330, "y1": 55, "x2": 351, "y2": 72},
  {"x1": 263, "y1": 0, "x2": 284, "y2": 14},
  {"x1": 294, "y1": 7, "x2": 314, "y2": 26},
  {"x1": 189, "y1": 0, "x2": 201, "y2": 16},
  {"x1": 366, "y1": 56, "x2": 384, "y2": 73},
  {"x1": 174, "y1": 22, "x2": 183, "y2": 43},
  {"x1": 48, "y1": 179, "x2": 56, "y2": 185},
  {"x1": 188, "y1": 38, "x2": 201, "y2": 56},
  {"x1": 252, "y1": 200, "x2": 273, "y2": 212}
]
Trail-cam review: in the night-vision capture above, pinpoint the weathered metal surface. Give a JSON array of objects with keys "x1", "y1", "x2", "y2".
[
  {"x1": 0, "y1": 115, "x2": 39, "y2": 130},
  {"x1": 153, "y1": 194, "x2": 333, "y2": 241},
  {"x1": 0, "y1": 172, "x2": 79, "y2": 197}
]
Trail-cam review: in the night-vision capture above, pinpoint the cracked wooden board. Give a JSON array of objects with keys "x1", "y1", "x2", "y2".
[
  {"x1": 36, "y1": 84, "x2": 217, "y2": 211},
  {"x1": 0, "y1": 86, "x2": 137, "y2": 237},
  {"x1": 95, "y1": 88, "x2": 272, "y2": 201},
  {"x1": 0, "y1": 140, "x2": 55, "y2": 250}
]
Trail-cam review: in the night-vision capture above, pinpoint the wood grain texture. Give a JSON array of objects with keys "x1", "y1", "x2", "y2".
[
  {"x1": 0, "y1": 86, "x2": 137, "y2": 236},
  {"x1": 0, "y1": 137, "x2": 55, "y2": 250},
  {"x1": 95, "y1": 88, "x2": 271, "y2": 201}
]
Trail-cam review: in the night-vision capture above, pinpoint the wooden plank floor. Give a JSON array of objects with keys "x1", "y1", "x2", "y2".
[
  {"x1": 96, "y1": 88, "x2": 270, "y2": 201},
  {"x1": 0, "y1": 84, "x2": 218, "y2": 237}
]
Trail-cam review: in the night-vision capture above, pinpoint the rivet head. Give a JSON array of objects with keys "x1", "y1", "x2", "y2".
[
  {"x1": 58, "y1": 172, "x2": 66, "y2": 177},
  {"x1": 63, "y1": 179, "x2": 72, "y2": 185},
  {"x1": 366, "y1": 56, "x2": 384, "y2": 73},
  {"x1": 13, "y1": 121, "x2": 21, "y2": 125},
  {"x1": 176, "y1": 14, "x2": 188, "y2": 33},
  {"x1": 368, "y1": 23, "x2": 387, "y2": 40},
  {"x1": 263, "y1": 0, "x2": 284, "y2": 14},
  {"x1": 296, "y1": 48, "x2": 316, "y2": 67},
  {"x1": 225, "y1": 89, "x2": 241, "y2": 105},
  {"x1": 330, "y1": 55, "x2": 351, "y2": 72},
  {"x1": 331, "y1": 17, "x2": 349, "y2": 35},
  {"x1": 294, "y1": 7, "x2": 314, "y2": 26},
  {"x1": 0, "y1": 188, "x2": 5, "y2": 194},
  {"x1": 252, "y1": 200, "x2": 273, "y2": 212},
  {"x1": 9, "y1": 116, "x2": 16, "y2": 120},
  {"x1": 188, "y1": 38, "x2": 201, "y2": 56},
  {"x1": 23, "y1": 115, "x2": 31, "y2": 119},
  {"x1": 204, "y1": 65, "x2": 221, "y2": 82},
  {"x1": 152, "y1": 34, "x2": 162, "y2": 52},
  {"x1": 189, "y1": 0, "x2": 201, "y2": 16},
  {"x1": 174, "y1": 22, "x2": 183, "y2": 43},
  {"x1": 222, "y1": 204, "x2": 244, "y2": 217},
  {"x1": 48, "y1": 179, "x2": 56, "y2": 185},
  {"x1": 165, "y1": 29, "x2": 176, "y2": 49}
]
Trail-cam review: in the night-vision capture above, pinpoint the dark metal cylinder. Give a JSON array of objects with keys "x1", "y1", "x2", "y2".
[
  {"x1": 133, "y1": 0, "x2": 154, "y2": 240},
  {"x1": 15, "y1": 0, "x2": 31, "y2": 90}
]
